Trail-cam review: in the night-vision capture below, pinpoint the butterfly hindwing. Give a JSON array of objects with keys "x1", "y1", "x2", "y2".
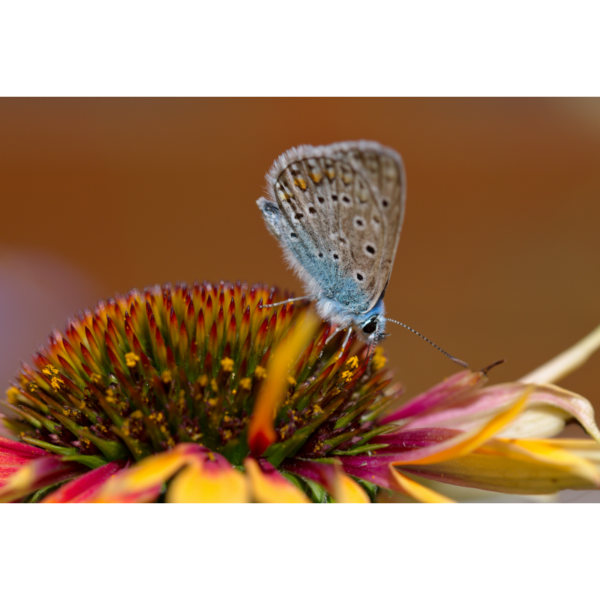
[{"x1": 257, "y1": 141, "x2": 405, "y2": 317}]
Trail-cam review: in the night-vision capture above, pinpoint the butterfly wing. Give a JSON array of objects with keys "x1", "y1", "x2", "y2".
[{"x1": 257, "y1": 141, "x2": 406, "y2": 315}]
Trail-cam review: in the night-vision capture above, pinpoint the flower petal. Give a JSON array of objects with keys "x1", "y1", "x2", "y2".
[
  {"x1": 248, "y1": 311, "x2": 319, "y2": 456},
  {"x1": 390, "y1": 468, "x2": 454, "y2": 503},
  {"x1": 283, "y1": 458, "x2": 369, "y2": 503},
  {"x1": 390, "y1": 387, "x2": 530, "y2": 466},
  {"x1": 379, "y1": 369, "x2": 485, "y2": 425},
  {"x1": 519, "y1": 323, "x2": 600, "y2": 385},
  {"x1": 245, "y1": 458, "x2": 310, "y2": 503},
  {"x1": 0, "y1": 435, "x2": 48, "y2": 485},
  {"x1": 402, "y1": 382, "x2": 600, "y2": 443},
  {"x1": 92, "y1": 443, "x2": 204, "y2": 502},
  {"x1": 42, "y1": 461, "x2": 126, "y2": 503},
  {"x1": 401, "y1": 438, "x2": 600, "y2": 495},
  {"x1": 167, "y1": 457, "x2": 249, "y2": 503},
  {"x1": 0, "y1": 455, "x2": 85, "y2": 503}
]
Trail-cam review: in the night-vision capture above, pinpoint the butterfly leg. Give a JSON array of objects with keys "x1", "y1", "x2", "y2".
[
  {"x1": 263, "y1": 296, "x2": 313, "y2": 308},
  {"x1": 338, "y1": 327, "x2": 353, "y2": 359}
]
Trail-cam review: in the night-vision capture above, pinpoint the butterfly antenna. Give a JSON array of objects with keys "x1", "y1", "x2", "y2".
[
  {"x1": 263, "y1": 296, "x2": 313, "y2": 308},
  {"x1": 386, "y1": 318, "x2": 469, "y2": 368}
]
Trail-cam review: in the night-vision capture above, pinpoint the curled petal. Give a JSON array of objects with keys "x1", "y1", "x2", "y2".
[
  {"x1": 245, "y1": 458, "x2": 309, "y2": 503},
  {"x1": 43, "y1": 461, "x2": 126, "y2": 503},
  {"x1": 403, "y1": 382, "x2": 600, "y2": 443},
  {"x1": 248, "y1": 311, "x2": 319, "y2": 456}
]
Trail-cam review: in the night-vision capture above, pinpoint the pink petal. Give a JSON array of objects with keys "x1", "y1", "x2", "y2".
[
  {"x1": 379, "y1": 370, "x2": 485, "y2": 425},
  {"x1": 43, "y1": 461, "x2": 127, "y2": 503}
]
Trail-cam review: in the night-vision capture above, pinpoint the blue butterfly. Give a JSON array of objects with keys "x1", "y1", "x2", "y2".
[{"x1": 257, "y1": 140, "x2": 466, "y2": 367}]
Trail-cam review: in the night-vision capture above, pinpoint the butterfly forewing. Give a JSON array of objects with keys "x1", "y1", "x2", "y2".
[{"x1": 262, "y1": 141, "x2": 405, "y2": 315}]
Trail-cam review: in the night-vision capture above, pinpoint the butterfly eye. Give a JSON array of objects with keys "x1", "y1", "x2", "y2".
[{"x1": 362, "y1": 320, "x2": 377, "y2": 335}]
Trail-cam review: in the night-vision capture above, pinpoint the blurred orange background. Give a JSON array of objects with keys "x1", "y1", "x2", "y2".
[{"x1": 1, "y1": 98, "x2": 600, "y2": 428}]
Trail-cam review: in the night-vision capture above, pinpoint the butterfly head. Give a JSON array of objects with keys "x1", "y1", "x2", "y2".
[{"x1": 359, "y1": 314, "x2": 388, "y2": 344}]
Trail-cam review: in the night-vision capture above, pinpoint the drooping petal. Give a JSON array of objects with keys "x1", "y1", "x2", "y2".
[
  {"x1": 248, "y1": 311, "x2": 319, "y2": 456},
  {"x1": 519, "y1": 323, "x2": 600, "y2": 385},
  {"x1": 167, "y1": 455, "x2": 249, "y2": 503},
  {"x1": 245, "y1": 458, "x2": 310, "y2": 503},
  {"x1": 400, "y1": 438, "x2": 600, "y2": 495},
  {"x1": 42, "y1": 461, "x2": 127, "y2": 503},
  {"x1": 283, "y1": 458, "x2": 369, "y2": 503},
  {"x1": 0, "y1": 455, "x2": 85, "y2": 503}
]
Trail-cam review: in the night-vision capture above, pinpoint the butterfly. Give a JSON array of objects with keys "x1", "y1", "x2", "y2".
[{"x1": 257, "y1": 140, "x2": 467, "y2": 367}]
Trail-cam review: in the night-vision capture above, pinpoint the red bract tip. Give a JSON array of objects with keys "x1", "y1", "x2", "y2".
[
  {"x1": 228, "y1": 297, "x2": 235, "y2": 318},
  {"x1": 256, "y1": 317, "x2": 269, "y2": 348},
  {"x1": 85, "y1": 327, "x2": 100, "y2": 356},
  {"x1": 170, "y1": 306, "x2": 178, "y2": 329},
  {"x1": 187, "y1": 299, "x2": 195, "y2": 320},
  {"x1": 228, "y1": 315, "x2": 237, "y2": 344},
  {"x1": 146, "y1": 301, "x2": 154, "y2": 321},
  {"x1": 242, "y1": 305, "x2": 250, "y2": 327}
]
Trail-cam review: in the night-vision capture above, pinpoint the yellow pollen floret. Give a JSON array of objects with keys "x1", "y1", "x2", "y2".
[
  {"x1": 346, "y1": 356, "x2": 359, "y2": 370},
  {"x1": 42, "y1": 365, "x2": 59, "y2": 377},
  {"x1": 161, "y1": 370, "x2": 173, "y2": 384},
  {"x1": 198, "y1": 374, "x2": 209, "y2": 387},
  {"x1": 372, "y1": 347, "x2": 387, "y2": 371},
  {"x1": 91, "y1": 373, "x2": 103, "y2": 385},
  {"x1": 287, "y1": 376, "x2": 297, "y2": 387},
  {"x1": 220, "y1": 357, "x2": 234, "y2": 372},
  {"x1": 211, "y1": 378, "x2": 218, "y2": 393},
  {"x1": 254, "y1": 366, "x2": 267, "y2": 380},
  {"x1": 50, "y1": 377, "x2": 63, "y2": 391},
  {"x1": 340, "y1": 370, "x2": 354, "y2": 382},
  {"x1": 125, "y1": 352, "x2": 140, "y2": 368},
  {"x1": 239, "y1": 377, "x2": 252, "y2": 390}
]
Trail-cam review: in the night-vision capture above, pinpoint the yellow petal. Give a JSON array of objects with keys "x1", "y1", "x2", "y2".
[
  {"x1": 167, "y1": 459, "x2": 249, "y2": 503},
  {"x1": 92, "y1": 444, "x2": 199, "y2": 501},
  {"x1": 496, "y1": 438, "x2": 600, "y2": 486},
  {"x1": 390, "y1": 468, "x2": 454, "y2": 503},
  {"x1": 405, "y1": 438, "x2": 600, "y2": 495},
  {"x1": 333, "y1": 472, "x2": 370, "y2": 503},
  {"x1": 245, "y1": 458, "x2": 310, "y2": 503},
  {"x1": 248, "y1": 311, "x2": 319, "y2": 455}
]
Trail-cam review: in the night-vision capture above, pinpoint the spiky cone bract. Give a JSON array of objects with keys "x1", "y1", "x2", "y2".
[{"x1": 2, "y1": 281, "x2": 600, "y2": 503}]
